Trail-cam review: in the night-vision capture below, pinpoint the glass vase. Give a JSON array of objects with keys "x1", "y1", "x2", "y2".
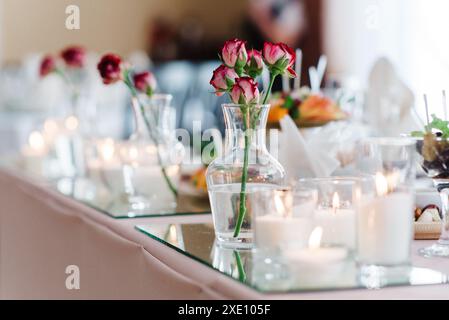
[
  {"x1": 116, "y1": 94, "x2": 184, "y2": 213},
  {"x1": 206, "y1": 104, "x2": 285, "y2": 249}
]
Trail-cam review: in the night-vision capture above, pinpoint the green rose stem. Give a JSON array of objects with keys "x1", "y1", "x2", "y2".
[
  {"x1": 55, "y1": 68, "x2": 80, "y2": 115},
  {"x1": 234, "y1": 251, "x2": 247, "y2": 282},
  {"x1": 123, "y1": 70, "x2": 178, "y2": 197},
  {"x1": 233, "y1": 73, "x2": 277, "y2": 238}
]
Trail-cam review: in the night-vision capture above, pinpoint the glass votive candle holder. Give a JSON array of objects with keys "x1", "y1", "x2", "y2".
[
  {"x1": 354, "y1": 137, "x2": 415, "y2": 267},
  {"x1": 118, "y1": 140, "x2": 180, "y2": 211},
  {"x1": 85, "y1": 138, "x2": 122, "y2": 191},
  {"x1": 298, "y1": 177, "x2": 372, "y2": 251},
  {"x1": 253, "y1": 187, "x2": 318, "y2": 253}
]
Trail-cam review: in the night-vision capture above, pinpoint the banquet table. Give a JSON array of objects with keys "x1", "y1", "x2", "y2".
[{"x1": 1, "y1": 168, "x2": 449, "y2": 299}]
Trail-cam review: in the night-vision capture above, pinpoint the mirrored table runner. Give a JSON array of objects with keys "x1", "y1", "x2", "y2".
[
  {"x1": 136, "y1": 223, "x2": 448, "y2": 293},
  {"x1": 2, "y1": 159, "x2": 210, "y2": 218},
  {"x1": 54, "y1": 177, "x2": 210, "y2": 218}
]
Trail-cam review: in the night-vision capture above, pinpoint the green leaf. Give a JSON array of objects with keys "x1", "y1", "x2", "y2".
[
  {"x1": 226, "y1": 77, "x2": 234, "y2": 88},
  {"x1": 283, "y1": 95, "x2": 295, "y2": 110},
  {"x1": 426, "y1": 114, "x2": 449, "y2": 138},
  {"x1": 290, "y1": 106, "x2": 300, "y2": 119}
]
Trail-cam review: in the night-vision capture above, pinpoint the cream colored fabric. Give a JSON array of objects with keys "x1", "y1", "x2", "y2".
[{"x1": 0, "y1": 169, "x2": 448, "y2": 299}]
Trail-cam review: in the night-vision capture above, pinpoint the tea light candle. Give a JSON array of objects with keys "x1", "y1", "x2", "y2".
[
  {"x1": 357, "y1": 173, "x2": 413, "y2": 266},
  {"x1": 255, "y1": 214, "x2": 314, "y2": 250},
  {"x1": 255, "y1": 192, "x2": 315, "y2": 250},
  {"x1": 285, "y1": 227, "x2": 348, "y2": 282},
  {"x1": 87, "y1": 139, "x2": 121, "y2": 183},
  {"x1": 22, "y1": 131, "x2": 47, "y2": 157},
  {"x1": 21, "y1": 131, "x2": 48, "y2": 174},
  {"x1": 314, "y1": 192, "x2": 356, "y2": 249}
]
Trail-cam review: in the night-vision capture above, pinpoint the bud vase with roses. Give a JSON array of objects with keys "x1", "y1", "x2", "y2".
[
  {"x1": 97, "y1": 53, "x2": 179, "y2": 197},
  {"x1": 208, "y1": 39, "x2": 297, "y2": 244},
  {"x1": 40, "y1": 46, "x2": 87, "y2": 116}
]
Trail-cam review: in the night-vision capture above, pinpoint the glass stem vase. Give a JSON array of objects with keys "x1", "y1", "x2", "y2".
[
  {"x1": 206, "y1": 104, "x2": 285, "y2": 249},
  {"x1": 130, "y1": 95, "x2": 179, "y2": 197}
]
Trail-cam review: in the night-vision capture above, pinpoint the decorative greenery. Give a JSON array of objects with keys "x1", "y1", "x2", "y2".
[{"x1": 411, "y1": 114, "x2": 449, "y2": 139}]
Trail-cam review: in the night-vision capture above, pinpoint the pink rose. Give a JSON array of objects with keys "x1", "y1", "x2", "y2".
[
  {"x1": 61, "y1": 46, "x2": 86, "y2": 68},
  {"x1": 221, "y1": 39, "x2": 247, "y2": 71},
  {"x1": 133, "y1": 71, "x2": 157, "y2": 95},
  {"x1": 97, "y1": 53, "x2": 122, "y2": 84},
  {"x1": 230, "y1": 77, "x2": 260, "y2": 105},
  {"x1": 210, "y1": 65, "x2": 238, "y2": 96},
  {"x1": 245, "y1": 49, "x2": 264, "y2": 78},
  {"x1": 39, "y1": 55, "x2": 56, "y2": 77},
  {"x1": 262, "y1": 42, "x2": 297, "y2": 77}
]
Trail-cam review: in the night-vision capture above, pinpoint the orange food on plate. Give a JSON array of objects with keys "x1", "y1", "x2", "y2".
[
  {"x1": 191, "y1": 167, "x2": 207, "y2": 192},
  {"x1": 268, "y1": 103, "x2": 289, "y2": 123},
  {"x1": 299, "y1": 95, "x2": 346, "y2": 123}
]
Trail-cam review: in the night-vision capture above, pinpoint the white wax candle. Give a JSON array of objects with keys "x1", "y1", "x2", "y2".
[
  {"x1": 357, "y1": 192, "x2": 413, "y2": 265},
  {"x1": 285, "y1": 245, "x2": 348, "y2": 284},
  {"x1": 314, "y1": 208, "x2": 356, "y2": 249},
  {"x1": 286, "y1": 247, "x2": 347, "y2": 266},
  {"x1": 21, "y1": 131, "x2": 48, "y2": 175},
  {"x1": 255, "y1": 214, "x2": 313, "y2": 250}
]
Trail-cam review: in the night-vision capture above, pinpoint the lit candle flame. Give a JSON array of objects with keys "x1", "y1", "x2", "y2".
[
  {"x1": 375, "y1": 172, "x2": 389, "y2": 196},
  {"x1": 129, "y1": 146, "x2": 139, "y2": 160},
  {"x1": 274, "y1": 194, "x2": 286, "y2": 217},
  {"x1": 308, "y1": 226, "x2": 323, "y2": 250},
  {"x1": 28, "y1": 131, "x2": 45, "y2": 151},
  {"x1": 168, "y1": 224, "x2": 177, "y2": 243},
  {"x1": 65, "y1": 116, "x2": 79, "y2": 131},
  {"x1": 43, "y1": 119, "x2": 58, "y2": 135},
  {"x1": 100, "y1": 139, "x2": 115, "y2": 162}
]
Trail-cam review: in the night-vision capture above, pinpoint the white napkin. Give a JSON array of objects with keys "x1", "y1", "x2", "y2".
[
  {"x1": 278, "y1": 115, "x2": 340, "y2": 181},
  {"x1": 365, "y1": 57, "x2": 422, "y2": 136}
]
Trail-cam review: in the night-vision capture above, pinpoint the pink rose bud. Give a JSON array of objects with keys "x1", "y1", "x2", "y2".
[
  {"x1": 97, "y1": 53, "x2": 123, "y2": 85},
  {"x1": 230, "y1": 77, "x2": 260, "y2": 105},
  {"x1": 133, "y1": 71, "x2": 157, "y2": 95},
  {"x1": 262, "y1": 42, "x2": 297, "y2": 78},
  {"x1": 61, "y1": 46, "x2": 86, "y2": 68},
  {"x1": 210, "y1": 65, "x2": 238, "y2": 96},
  {"x1": 245, "y1": 49, "x2": 264, "y2": 78},
  {"x1": 221, "y1": 39, "x2": 248, "y2": 72},
  {"x1": 40, "y1": 55, "x2": 56, "y2": 77}
]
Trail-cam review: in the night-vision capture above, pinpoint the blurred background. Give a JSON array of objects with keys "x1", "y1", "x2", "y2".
[{"x1": 1, "y1": 0, "x2": 449, "y2": 155}]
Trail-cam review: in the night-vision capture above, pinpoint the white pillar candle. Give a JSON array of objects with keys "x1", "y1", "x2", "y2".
[
  {"x1": 357, "y1": 173, "x2": 413, "y2": 266},
  {"x1": 314, "y1": 193, "x2": 356, "y2": 249}
]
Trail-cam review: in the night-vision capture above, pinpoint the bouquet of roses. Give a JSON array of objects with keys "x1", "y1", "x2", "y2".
[
  {"x1": 97, "y1": 53, "x2": 177, "y2": 196},
  {"x1": 39, "y1": 46, "x2": 87, "y2": 110},
  {"x1": 209, "y1": 39, "x2": 297, "y2": 237}
]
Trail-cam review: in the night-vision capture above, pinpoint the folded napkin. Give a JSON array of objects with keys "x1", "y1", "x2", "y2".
[
  {"x1": 365, "y1": 57, "x2": 422, "y2": 136},
  {"x1": 278, "y1": 115, "x2": 340, "y2": 181}
]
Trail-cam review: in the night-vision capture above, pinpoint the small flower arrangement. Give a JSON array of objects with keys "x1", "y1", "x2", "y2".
[
  {"x1": 97, "y1": 53, "x2": 177, "y2": 197},
  {"x1": 210, "y1": 39, "x2": 297, "y2": 238},
  {"x1": 39, "y1": 45, "x2": 86, "y2": 78},
  {"x1": 39, "y1": 46, "x2": 87, "y2": 105}
]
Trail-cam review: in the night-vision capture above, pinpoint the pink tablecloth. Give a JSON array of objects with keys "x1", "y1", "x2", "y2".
[{"x1": 0, "y1": 169, "x2": 448, "y2": 299}]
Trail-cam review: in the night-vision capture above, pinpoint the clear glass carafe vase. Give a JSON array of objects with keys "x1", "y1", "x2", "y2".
[
  {"x1": 117, "y1": 94, "x2": 183, "y2": 213},
  {"x1": 206, "y1": 104, "x2": 285, "y2": 249}
]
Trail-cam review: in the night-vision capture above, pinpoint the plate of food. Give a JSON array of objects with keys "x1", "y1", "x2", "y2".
[
  {"x1": 414, "y1": 188, "x2": 442, "y2": 240},
  {"x1": 180, "y1": 167, "x2": 209, "y2": 199},
  {"x1": 268, "y1": 88, "x2": 348, "y2": 128}
]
